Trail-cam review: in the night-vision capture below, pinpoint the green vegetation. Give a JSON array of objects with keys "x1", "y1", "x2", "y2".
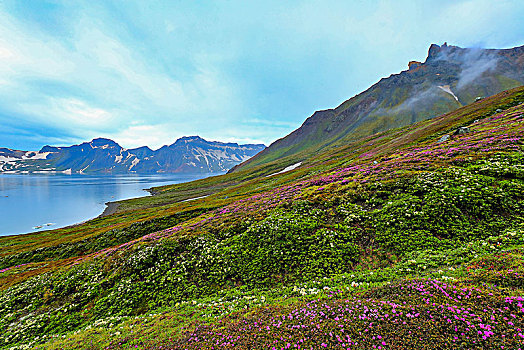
[{"x1": 1, "y1": 86, "x2": 524, "y2": 349}]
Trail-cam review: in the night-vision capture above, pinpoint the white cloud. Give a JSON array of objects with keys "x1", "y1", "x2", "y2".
[
  {"x1": 0, "y1": 6, "x2": 250, "y2": 148},
  {"x1": 0, "y1": 0, "x2": 523, "y2": 151},
  {"x1": 0, "y1": 17, "x2": 76, "y2": 80},
  {"x1": 72, "y1": 24, "x2": 191, "y2": 113},
  {"x1": 58, "y1": 98, "x2": 114, "y2": 126},
  {"x1": 100, "y1": 124, "x2": 177, "y2": 150}
]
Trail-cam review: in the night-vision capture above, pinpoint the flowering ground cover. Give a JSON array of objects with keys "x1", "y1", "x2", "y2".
[
  {"x1": 1, "y1": 86, "x2": 524, "y2": 349},
  {"x1": 466, "y1": 249, "x2": 524, "y2": 289},
  {"x1": 24, "y1": 226, "x2": 524, "y2": 349},
  {"x1": 168, "y1": 279, "x2": 524, "y2": 349}
]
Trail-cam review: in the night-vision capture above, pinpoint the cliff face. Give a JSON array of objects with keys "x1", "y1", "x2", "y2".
[
  {"x1": 231, "y1": 43, "x2": 524, "y2": 172},
  {"x1": 0, "y1": 137, "x2": 265, "y2": 174}
]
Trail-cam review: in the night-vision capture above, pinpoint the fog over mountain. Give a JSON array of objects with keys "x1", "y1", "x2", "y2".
[{"x1": 232, "y1": 42, "x2": 524, "y2": 172}]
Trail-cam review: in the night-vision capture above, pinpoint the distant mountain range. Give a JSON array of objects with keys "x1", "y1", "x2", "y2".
[
  {"x1": 0, "y1": 136, "x2": 265, "y2": 174},
  {"x1": 231, "y1": 42, "x2": 524, "y2": 172}
]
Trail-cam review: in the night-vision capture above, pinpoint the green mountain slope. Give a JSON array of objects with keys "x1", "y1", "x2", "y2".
[
  {"x1": 231, "y1": 43, "x2": 524, "y2": 173},
  {"x1": 0, "y1": 86, "x2": 523, "y2": 349}
]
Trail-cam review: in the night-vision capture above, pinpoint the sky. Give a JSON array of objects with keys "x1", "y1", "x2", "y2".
[{"x1": 0, "y1": 0, "x2": 523, "y2": 151}]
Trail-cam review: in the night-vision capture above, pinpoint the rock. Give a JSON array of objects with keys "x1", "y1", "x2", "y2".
[
  {"x1": 408, "y1": 61, "x2": 422, "y2": 70},
  {"x1": 453, "y1": 127, "x2": 470, "y2": 135},
  {"x1": 496, "y1": 108, "x2": 503, "y2": 113},
  {"x1": 427, "y1": 44, "x2": 442, "y2": 60},
  {"x1": 475, "y1": 96, "x2": 483, "y2": 101},
  {"x1": 438, "y1": 134, "x2": 450, "y2": 142}
]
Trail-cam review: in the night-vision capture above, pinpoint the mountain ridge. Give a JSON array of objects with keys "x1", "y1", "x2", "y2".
[
  {"x1": 231, "y1": 42, "x2": 524, "y2": 172},
  {"x1": 0, "y1": 136, "x2": 265, "y2": 174}
]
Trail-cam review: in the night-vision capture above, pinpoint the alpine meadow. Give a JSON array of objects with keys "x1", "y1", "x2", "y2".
[{"x1": 1, "y1": 2, "x2": 524, "y2": 350}]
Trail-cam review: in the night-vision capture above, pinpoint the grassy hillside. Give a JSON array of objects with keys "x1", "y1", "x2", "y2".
[
  {"x1": 1, "y1": 86, "x2": 524, "y2": 349},
  {"x1": 232, "y1": 44, "x2": 524, "y2": 173}
]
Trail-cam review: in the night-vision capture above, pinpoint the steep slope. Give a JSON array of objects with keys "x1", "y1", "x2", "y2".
[
  {"x1": 1, "y1": 86, "x2": 523, "y2": 349},
  {"x1": 0, "y1": 136, "x2": 265, "y2": 174},
  {"x1": 232, "y1": 43, "x2": 524, "y2": 172}
]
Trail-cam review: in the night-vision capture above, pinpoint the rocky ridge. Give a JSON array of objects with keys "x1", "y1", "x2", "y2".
[{"x1": 0, "y1": 136, "x2": 265, "y2": 174}]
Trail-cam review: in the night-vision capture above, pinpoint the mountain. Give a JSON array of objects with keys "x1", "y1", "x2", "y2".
[
  {"x1": 231, "y1": 43, "x2": 524, "y2": 172},
  {"x1": 2, "y1": 86, "x2": 524, "y2": 349},
  {"x1": 0, "y1": 148, "x2": 53, "y2": 172},
  {"x1": 0, "y1": 136, "x2": 265, "y2": 174}
]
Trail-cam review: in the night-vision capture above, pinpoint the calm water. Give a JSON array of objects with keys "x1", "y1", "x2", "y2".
[{"x1": 0, "y1": 173, "x2": 216, "y2": 236}]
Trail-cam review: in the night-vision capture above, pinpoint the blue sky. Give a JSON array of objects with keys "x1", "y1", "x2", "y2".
[{"x1": 0, "y1": 0, "x2": 523, "y2": 150}]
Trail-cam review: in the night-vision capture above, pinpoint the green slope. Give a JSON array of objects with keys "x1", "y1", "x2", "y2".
[{"x1": 0, "y1": 87, "x2": 524, "y2": 349}]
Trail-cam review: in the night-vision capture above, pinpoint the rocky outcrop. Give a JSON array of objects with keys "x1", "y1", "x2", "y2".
[
  {"x1": 408, "y1": 61, "x2": 422, "y2": 70},
  {"x1": 453, "y1": 127, "x2": 471, "y2": 135}
]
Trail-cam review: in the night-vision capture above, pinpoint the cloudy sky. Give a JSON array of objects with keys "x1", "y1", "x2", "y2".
[{"x1": 0, "y1": 0, "x2": 523, "y2": 150}]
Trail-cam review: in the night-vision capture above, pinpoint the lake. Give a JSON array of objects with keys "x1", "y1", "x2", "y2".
[{"x1": 0, "y1": 173, "x2": 216, "y2": 236}]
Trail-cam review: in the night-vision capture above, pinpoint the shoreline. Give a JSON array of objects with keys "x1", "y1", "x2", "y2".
[
  {"x1": 98, "y1": 186, "x2": 157, "y2": 218},
  {"x1": 99, "y1": 201, "x2": 121, "y2": 218},
  {"x1": 1, "y1": 172, "x2": 218, "y2": 236}
]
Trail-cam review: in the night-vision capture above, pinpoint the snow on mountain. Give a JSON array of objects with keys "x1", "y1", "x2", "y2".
[{"x1": 0, "y1": 137, "x2": 265, "y2": 174}]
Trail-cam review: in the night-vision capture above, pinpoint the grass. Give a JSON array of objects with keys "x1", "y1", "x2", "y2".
[{"x1": 0, "y1": 86, "x2": 523, "y2": 349}]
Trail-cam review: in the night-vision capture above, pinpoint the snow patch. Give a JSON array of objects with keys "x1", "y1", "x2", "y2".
[
  {"x1": 266, "y1": 162, "x2": 302, "y2": 177},
  {"x1": 0, "y1": 156, "x2": 18, "y2": 162},
  {"x1": 182, "y1": 195, "x2": 209, "y2": 202},
  {"x1": 209, "y1": 149, "x2": 228, "y2": 159},
  {"x1": 22, "y1": 151, "x2": 51, "y2": 160},
  {"x1": 438, "y1": 85, "x2": 459, "y2": 102},
  {"x1": 129, "y1": 158, "x2": 140, "y2": 169},
  {"x1": 194, "y1": 148, "x2": 210, "y2": 167}
]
